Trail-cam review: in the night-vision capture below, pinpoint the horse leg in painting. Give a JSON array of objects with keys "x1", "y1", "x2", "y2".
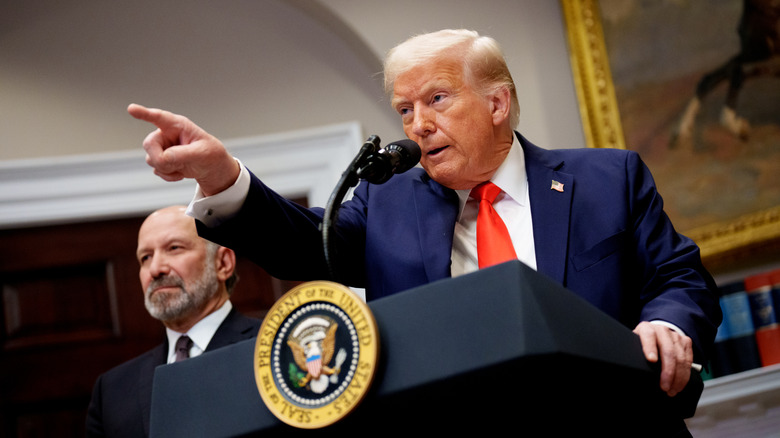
[{"x1": 672, "y1": 0, "x2": 779, "y2": 146}]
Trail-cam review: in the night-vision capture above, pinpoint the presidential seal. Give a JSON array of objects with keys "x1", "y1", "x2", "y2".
[{"x1": 253, "y1": 281, "x2": 379, "y2": 429}]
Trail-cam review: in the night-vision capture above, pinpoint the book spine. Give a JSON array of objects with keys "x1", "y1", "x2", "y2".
[
  {"x1": 746, "y1": 272, "x2": 780, "y2": 367},
  {"x1": 718, "y1": 281, "x2": 762, "y2": 375},
  {"x1": 708, "y1": 298, "x2": 731, "y2": 378}
]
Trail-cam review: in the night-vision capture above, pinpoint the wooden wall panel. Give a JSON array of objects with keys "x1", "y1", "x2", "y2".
[{"x1": 3, "y1": 262, "x2": 118, "y2": 349}]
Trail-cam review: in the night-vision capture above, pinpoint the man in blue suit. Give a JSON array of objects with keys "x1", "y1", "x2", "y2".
[{"x1": 128, "y1": 29, "x2": 720, "y2": 432}]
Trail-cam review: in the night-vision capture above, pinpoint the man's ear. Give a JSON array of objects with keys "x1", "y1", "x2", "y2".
[
  {"x1": 490, "y1": 86, "x2": 511, "y2": 127},
  {"x1": 214, "y1": 246, "x2": 236, "y2": 282}
]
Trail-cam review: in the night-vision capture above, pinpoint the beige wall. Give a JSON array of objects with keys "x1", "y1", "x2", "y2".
[{"x1": 0, "y1": 0, "x2": 584, "y2": 162}]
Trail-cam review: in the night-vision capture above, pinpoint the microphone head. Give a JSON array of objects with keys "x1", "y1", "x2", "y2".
[
  {"x1": 356, "y1": 138, "x2": 421, "y2": 184},
  {"x1": 384, "y1": 139, "x2": 421, "y2": 174}
]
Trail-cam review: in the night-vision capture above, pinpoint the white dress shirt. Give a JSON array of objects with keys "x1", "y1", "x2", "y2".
[
  {"x1": 165, "y1": 300, "x2": 233, "y2": 364},
  {"x1": 187, "y1": 161, "x2": 250, "y2": 228},
  {"x1": 451, "y1": 134, "x2": 536, "y2": 276}
]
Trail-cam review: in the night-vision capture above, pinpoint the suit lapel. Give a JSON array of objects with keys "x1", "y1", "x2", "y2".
[
  {"x1": 521, "y1": 135, "x2": 573, "y2": 285},
  {"x1": 406, "y1": 136, "x2": 573, "y2": 286},
  {"x1": 136, "y1": 311, "x2": 258, "y2": 437},
  {"x1": 206, "y1": 308, "x2": 259, "y2": 351},
  {"x1": 412, "y1": 174, "x2": 459, "y2": 282}
]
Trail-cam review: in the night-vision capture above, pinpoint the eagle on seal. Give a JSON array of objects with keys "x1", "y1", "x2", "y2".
[{"x1": 288, "y1": 321, "x2": 340, "y2": 388}]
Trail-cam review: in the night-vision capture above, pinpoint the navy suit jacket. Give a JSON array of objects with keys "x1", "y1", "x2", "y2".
[
  {"x1": 198, "y1": 133, "x2": 721, "y2": 363},
  {"x1": 86, "y1": 308, "x2": 260, "y2": 438}
]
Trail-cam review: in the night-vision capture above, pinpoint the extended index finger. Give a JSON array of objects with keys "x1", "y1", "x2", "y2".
[{"x1": 127, "y1": 103, "x2": 180, "y2": 130}]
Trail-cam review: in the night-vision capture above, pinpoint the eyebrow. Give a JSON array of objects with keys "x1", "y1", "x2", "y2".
[
  {"x1": 390, "y1": 94, "x2": 409, "y2": 112},
  {"x1": 391, "y1": 77, "x2": 455, "y2": 111},
  {"x1": 135, "y1": 236, "x2": 191, "y2": 259}
]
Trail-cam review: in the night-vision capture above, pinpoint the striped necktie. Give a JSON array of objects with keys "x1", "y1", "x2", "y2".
[{"x1": 174, "y1": 335, "x2": 193, "y2": 362}]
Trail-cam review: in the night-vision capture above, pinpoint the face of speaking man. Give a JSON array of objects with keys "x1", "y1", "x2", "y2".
[
  {"x1": 391, "y1": 54, "x2": 513, "y2": 191},
  {"x1": 136, "y1": 206, "x2": 225, "y2": 326}
]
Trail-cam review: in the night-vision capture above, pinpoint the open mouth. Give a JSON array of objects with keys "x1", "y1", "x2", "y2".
[{"x1": 428, "y1": 145, "x2": 449, "y2": 156}]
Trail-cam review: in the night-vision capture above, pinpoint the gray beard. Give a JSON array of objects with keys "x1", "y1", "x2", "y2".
[{"x1": 144, "y1": 262, "x2": 219, "y2": 322}]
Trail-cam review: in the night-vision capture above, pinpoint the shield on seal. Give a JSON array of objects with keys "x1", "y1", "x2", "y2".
[{"x1": 306, "y1": 354, "x2": 323, "y2": 378}]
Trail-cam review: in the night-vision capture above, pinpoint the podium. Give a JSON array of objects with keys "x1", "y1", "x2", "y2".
[{"x1": 149, "y1": 261, "x2": 702, "y2": 436}]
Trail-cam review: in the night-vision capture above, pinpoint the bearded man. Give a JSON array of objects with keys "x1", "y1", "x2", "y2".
[{"x1": 86, "y1": 206, "x2": 260, "y2": 438}]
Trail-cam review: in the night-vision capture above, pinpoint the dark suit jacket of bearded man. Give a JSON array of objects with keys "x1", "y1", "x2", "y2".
[{"x1": 86, "y1": 307, "x2": 260, "y2": 437}]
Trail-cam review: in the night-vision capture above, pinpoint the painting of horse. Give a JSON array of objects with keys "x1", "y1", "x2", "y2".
[{"x1": 599, "y1": 0, "x2": 780, "y2": 233}]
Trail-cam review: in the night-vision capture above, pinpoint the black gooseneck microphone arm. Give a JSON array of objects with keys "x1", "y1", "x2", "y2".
[
  {"x1": 321, "y1": 135, "x2": 381, "y2": 280},
  {"x1": 321, "y1": 135, "x2": 421, "y2": 281}
]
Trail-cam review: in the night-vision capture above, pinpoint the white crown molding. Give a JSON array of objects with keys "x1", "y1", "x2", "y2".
[{"x1": 0, "y1": 122, "x2": 364, "y2": 229}]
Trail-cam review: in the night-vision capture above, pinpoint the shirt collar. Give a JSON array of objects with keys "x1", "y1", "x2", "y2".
[
  {"x1": 166, "y1": 300, "x2": 233, "y2": 357},
  {"x1": 455, "y1": 133, "x2": 527, "y2": 219}
]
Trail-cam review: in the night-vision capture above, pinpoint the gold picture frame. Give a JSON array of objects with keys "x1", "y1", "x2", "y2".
[{"x1": 561, "y1": 0, "x2": 780, "y2": 271}]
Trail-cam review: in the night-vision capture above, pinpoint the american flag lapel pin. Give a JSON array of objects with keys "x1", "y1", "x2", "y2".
[{"x1": 551, "y1": 180, "x2": 564, "y2": 192}]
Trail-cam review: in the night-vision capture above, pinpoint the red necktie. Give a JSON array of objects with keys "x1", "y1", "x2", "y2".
[{"x1": 471, "y1": 181, "x2": 516, "y2": 269}]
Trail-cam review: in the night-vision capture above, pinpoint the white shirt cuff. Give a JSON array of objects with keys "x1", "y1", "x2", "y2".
[
  {"x1": 650, "y1": 320, "x2": 685, "y2": 336},
  {"x1": 186, "y1": 159, "x2": 250, "y2": 227}
]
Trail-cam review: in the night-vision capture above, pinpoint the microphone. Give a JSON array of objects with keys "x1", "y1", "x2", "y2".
[
  {"x1": 356, "y1": 139, "x2": 421, "y2": 184},
  {"x1": 321, "y1": 136, "x2": 420, "y2": 280}
]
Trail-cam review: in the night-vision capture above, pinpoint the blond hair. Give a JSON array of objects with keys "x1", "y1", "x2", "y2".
[{"x1": 383, "y1": 29, "x2": 520, "y2": 128}]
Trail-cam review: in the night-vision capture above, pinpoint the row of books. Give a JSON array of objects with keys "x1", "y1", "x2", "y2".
[{"x1": 702, "y1": 268, "x2": 780, "y2": 380}]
